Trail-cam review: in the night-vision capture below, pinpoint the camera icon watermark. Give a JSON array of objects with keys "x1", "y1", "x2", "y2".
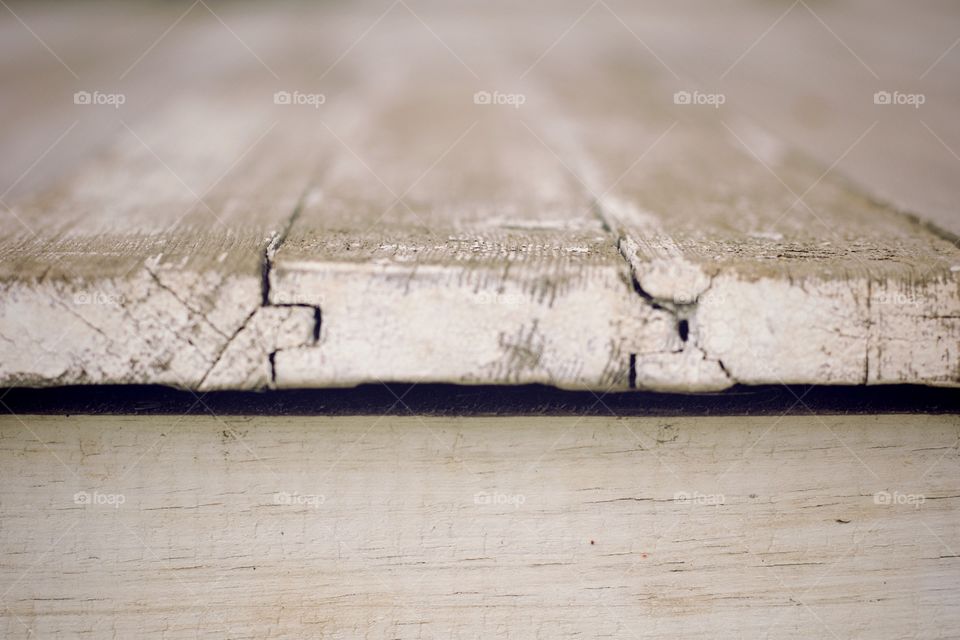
[
  {"x1": 874, "y1": 491, "x2": 924, "y2": 508},
  {"x1": 873, "y1": 90, "x2": 925, "y2": 108},
  {"x1": 673, "y1": 90, "x2": 725, "y2": 109},
  {"x1": 73, "y1": 291, "x2": 126, "y2": 306},
  {"x1": 273, "y1": 491, "x2": 325, "y2": 508},
  {"x1": 73, "y1": 90, "x2": 126, "y2": 109},
  {"x1": 73, "y1": 491, "x2": 126, "y2": 508},
  {"x1": 473, "y1": 491, "x2": 526, "y2": 508},
  {"x1": 475, "y1": 291, "x2": 525, "y2": 306},
  {"x1": 674, "y1": 491, "x2": 725, "y2": 506},
  {"x1": 473, "y1": 90, "x2": 526, "y2": 109},
  {"x1": 273, "y1": 90, "x2": 326, "y2": 109},
  {"x1": 873, "y1": 291, "x2": 920, "y2": 307}
]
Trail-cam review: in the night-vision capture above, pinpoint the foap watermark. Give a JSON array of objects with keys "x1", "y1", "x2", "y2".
[
  {"x1": 673, "y1": 90, "x2": 725, "y2": 109},
  {"x1": 475, "y1": 291, "x2": 525, "y2": 306},
  {"x1": 273, "y1": 491, "x2": 325, "y2": 508},
  {"x1": 872, "y1": 291, "x2": 921, "y2": 307},
  {"x1": 474, "y1": 491, "x2": 526, "y2": 508},
  {"x1": 873, "y1": 90, "x2": 925, "y2": 108},
  {"x1": 674, "y1": 491, "x2": 725, "y2": 506},
  {"x1": 274, "y1": 90, "x2": 326, "y2": 109},
  {"x1": 473, "y1": 90, "x2": 526, "y2": 109},
  {"x1": 73, "y1": 90, "x2": 125, "y2": 109},
  {"x1": 74, "y1": 491, "x2": 125, "y2": 508},
  {"x1": 74, "y1": 291, "x2": 126, "y2": 306},
  {"x1": 874, "y1": 491, "x2": 925, "y2": 509}
]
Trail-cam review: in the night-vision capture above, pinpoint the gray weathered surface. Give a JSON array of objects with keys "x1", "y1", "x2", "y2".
[
  {"x1": 609, "y1": 0, "x2": 960, "y2": 238},
  {"x1": 1, "y1": 414, "x2": 958, "y2": 638},
  {"x1": 0, "y1": 2, "x2": 958, "y2": 390},
  {"x1": 0, "y1": 90, "x2": 320, "y2": 388},
  {"x1": 527, "y1": 28, "x2": 960, "y2": 387}
]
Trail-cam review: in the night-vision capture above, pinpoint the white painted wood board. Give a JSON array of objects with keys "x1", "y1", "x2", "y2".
[{"x1": 1, "y1": 414, "x2": 957, "y2": 638}]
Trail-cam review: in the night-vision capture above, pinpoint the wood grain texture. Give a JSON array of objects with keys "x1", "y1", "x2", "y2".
[
  {"x1": 270, "y1": 33, "x2": 659, "y2": 390},
  {"x1": 0, "y1": 2, "x2": 958, "y2": 390},
  {"x1": 0, "y1": 2, "x2": 300, "y2": 203},
  {"x1": 0, "y1": 91, "x2": 319, "y2": 388},
  {"x1": 0, "y1": 17, "x2": 337, "y2": 389},
  {"x1": 600, "y1": 0, "x2": 960, "y2": 238},
  {"x1": 524, "y1": 25, "x2": 960, "y2": 387},
  {"x1": 1, "y1": 414, "x2": 958, "y2": 638}
]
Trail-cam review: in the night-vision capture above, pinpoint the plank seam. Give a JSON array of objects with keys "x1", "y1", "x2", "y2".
[{"x1": 198, "y1": 185, "x2": 322, "y2": 389}]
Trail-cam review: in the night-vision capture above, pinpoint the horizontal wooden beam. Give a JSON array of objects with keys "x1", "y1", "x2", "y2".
[{"x1": 1, "y1": 413, "x2": 957, "y2": 638}]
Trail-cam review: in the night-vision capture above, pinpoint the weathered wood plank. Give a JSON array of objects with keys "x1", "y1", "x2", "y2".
[
  {"x1": 0, "y1": 2, "x2": 958, "y2": 390},
  {"x1": 269, "y1": 25, "x2": 658, "y2": 390},
  {"x1": 0, "y1": 2, "x2": 297, "y2": 202},
  {"x1": 1, "y1": 413, "x2": 958, "y2": 638},
  {"x1": 601, "y1": 0, "x2": 960, "y2": 238},
  {"x1": 521, "y1": 19, "x2": 960, "y2": 388},
  {"x1": 268, "y1": 10, "x2": 960, "y2": 390},
  {"x1": 5, "y1": 1, "x2": 960, "y2": 237},
  {"x1": 0, "y1": 80, "x2": 322, "y2": 388}
]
